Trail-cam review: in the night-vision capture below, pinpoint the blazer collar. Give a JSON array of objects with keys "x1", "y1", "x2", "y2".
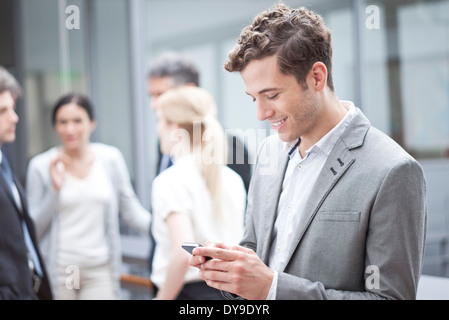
[{"x1": 339, "y1": 107, "x2": 371, "y2": 150}]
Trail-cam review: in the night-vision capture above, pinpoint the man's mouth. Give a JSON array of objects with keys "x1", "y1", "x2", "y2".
[{"x1": 270, "y1": 117, "x2": 287, "y2": 130}]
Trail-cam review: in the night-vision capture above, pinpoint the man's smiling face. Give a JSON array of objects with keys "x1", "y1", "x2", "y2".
[{"x1": 241, "y1": 54, "x2": 321, "y2": 143}]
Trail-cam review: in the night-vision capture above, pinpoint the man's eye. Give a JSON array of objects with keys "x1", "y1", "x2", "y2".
[{"x1": 267, "y1": 93, "x2": 279, "y2": 100}]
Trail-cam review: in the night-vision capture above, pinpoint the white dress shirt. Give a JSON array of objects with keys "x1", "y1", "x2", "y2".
[{"x1": 266, "y1": 102, "x2": 356, "y2": 299}]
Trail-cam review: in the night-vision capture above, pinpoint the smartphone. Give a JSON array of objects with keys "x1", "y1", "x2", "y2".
[{"x1": 181, "y1": 242, "x2": 212, "y2": 260}]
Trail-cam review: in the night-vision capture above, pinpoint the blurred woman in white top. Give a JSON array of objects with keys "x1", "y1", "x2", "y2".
[
  {"x1": 26, "y1": 94, "x2": 151, "y2": 300},
  {"x1": 151, "y1": 86, "x2": 246, "y2": 300}
]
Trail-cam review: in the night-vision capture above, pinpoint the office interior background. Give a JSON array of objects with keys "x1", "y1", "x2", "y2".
[{"x1": 1, "y1": 0, "x2": 448, "y2": 298}]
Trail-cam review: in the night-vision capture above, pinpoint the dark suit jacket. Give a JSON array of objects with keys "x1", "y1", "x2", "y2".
[
  {"x1": 225, "y1": 134, "x2": 252, "y2": 193},
  {"x1": 0, "y1": 159, "x2": 52, "y2": 300}
]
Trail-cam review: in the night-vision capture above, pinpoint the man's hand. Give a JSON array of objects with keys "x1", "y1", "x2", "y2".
[{"x1": 188, "y1": 242, "x2": 273, "y2": 300}]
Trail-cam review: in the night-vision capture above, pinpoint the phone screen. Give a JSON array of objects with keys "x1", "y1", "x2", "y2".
[
  {"x1": 181, "y1": 242, "x2": 211, "y2": 260},
  {"x1": 181, "y1": 242, "x2": 202, "y2": 255}
]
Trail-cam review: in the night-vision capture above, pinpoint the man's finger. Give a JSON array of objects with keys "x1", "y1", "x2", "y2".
[
  {"x1": 193, "y1": 246, "x2": 240, "y2": 261},
  {"x1": 188, "y1": 254, "x2": 205, "y2": 268},
  {"x1": 205, "y1": 241, "x2": 228, "y2": 249},
  {"x1": 229, "y1": 244, "x2": 255, "y2": 255}
]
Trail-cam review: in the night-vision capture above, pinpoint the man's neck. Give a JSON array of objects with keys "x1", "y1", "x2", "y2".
[{"x1": 298, "y1": 96, "x2": 348, "y2": 156}]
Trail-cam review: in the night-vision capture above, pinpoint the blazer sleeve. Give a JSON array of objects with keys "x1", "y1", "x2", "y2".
[
  {"x1": 112, "y1": 148, "x2": 151, "y2": 234},
  {"x1": 26, "y1": 156, "x2": 59, "y2": 241}
]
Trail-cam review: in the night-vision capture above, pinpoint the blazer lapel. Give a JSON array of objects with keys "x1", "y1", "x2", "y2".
[
  {"x1": 280, "y1": 142, "x2": 355, "y2": 271},
  {"x1": 0, "y1": 169, "x2": 25, "y2": 218},
  {"x1": 0, "y1": 173, "x2": 20, "y2": 211},
  {"x1": 259, "y1": 141, "x2": 289, "y2": 263},
  {"x1": 13, "y1": 174, "x2": 27, "y2": 214},
  {"x1": 280, "y1": 108, "x2": 371, "y2": 271}
]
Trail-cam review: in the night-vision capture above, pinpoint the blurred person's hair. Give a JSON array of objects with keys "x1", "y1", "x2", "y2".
[
  {"x1": 157, "y1": 86, "x2": 228, "y2": 222},
  {"x1": 0, "y1": 66, "x2": 22, "y2": 100},
  {"x1": 52, "y1": 93, "x2": 96, "y2": 126},
  {"x1": 224, "y1": 2, "x2": 334, "y2": 91},
  {"x1": 147, "y1": 51, "x2": 200, "y2": 87}
]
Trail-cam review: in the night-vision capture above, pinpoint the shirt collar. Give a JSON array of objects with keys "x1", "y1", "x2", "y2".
[
  {"x1": 314, "y1": 101, "x2": 355, "y2": 156},
  {"x1": 283, "y1": 139, "x2": 300, "y2": 157},
  {"x1": 283, "y1": 101, "x2": 356, "y2": 158}
]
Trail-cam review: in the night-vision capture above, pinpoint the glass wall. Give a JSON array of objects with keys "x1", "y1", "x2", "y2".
[
  {"x1": 399, "y1": 1, "x2": 449, "y2": 157},
  {"x1": 20, "y1": 0, "x2": 136, "y2": 181},
  {"x1": 21, "y1": 0, "x2": 88, "y2": 160},
  {"x1": 358, "y1": 0, "x2": 449, "y2": 276},
  {"x1": 358, "y1": 0, "x2": 449, "y2": 160}
]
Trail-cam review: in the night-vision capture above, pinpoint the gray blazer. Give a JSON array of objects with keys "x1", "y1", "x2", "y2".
[{"x1": 239, "y1": 108, "x2": 427, "y2": 300}]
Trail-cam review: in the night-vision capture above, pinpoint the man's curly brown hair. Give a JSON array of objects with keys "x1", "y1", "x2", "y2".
[{"x1": 224, "y1": 2, "x2": 334, "y2": 91}]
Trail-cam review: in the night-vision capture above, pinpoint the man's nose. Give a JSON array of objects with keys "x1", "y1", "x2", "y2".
[
  {"x1": 10, "y1": 109, "x2": 19, "y2": 123},
  {"x1": 256, "y1": 101, "x2": 274, "y2": 121}
]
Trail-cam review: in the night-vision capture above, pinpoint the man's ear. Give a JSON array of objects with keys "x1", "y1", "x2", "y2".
[{"x1": 310, "y1": 62, "x2": 327, "y2": 92}]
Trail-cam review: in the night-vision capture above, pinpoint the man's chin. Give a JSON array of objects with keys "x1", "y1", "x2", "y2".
[
  {"x1": 277, "y1": 133, "x2": 297, "y2": 143},
  {"x1": 5, "y1": 134, "x2": 16, "y2": 143}
]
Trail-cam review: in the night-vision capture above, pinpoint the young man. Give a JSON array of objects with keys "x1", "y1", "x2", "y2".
[
  {"x1": 189, "y1": 3, "x2": 427, "y2": 300},
  {"x1": 0, "y1": 66, "x2": 52, "y2": 300}
]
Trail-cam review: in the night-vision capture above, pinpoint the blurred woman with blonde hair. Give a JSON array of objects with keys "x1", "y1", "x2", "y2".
[{"x1": 150, "y1": 86, "x2": 246, "y2": 300}]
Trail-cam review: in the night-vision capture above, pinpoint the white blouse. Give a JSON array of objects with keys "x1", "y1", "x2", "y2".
[
  {"x1": 150, "y1": 154, "x2": 247, "y2": 288},
  {"x1": 58, "y1": 159, "x2": 113, "y2": 268}
]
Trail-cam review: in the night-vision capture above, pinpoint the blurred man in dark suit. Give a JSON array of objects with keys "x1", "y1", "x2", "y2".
[{"x1": 0, "y1": 66, "x2": 53, "y2": 300}]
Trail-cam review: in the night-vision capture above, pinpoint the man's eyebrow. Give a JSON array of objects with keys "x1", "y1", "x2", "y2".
[{"x1": 245, "y1": 88, "x2": 279, "y2": 96}]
